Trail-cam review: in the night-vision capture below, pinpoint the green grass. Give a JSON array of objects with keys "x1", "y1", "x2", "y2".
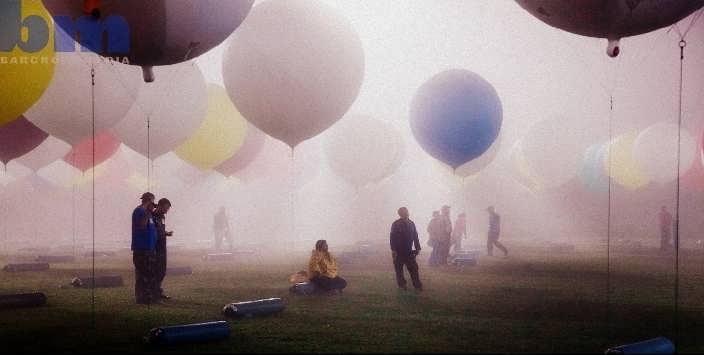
[{"x1": 1, "y1": 247, "x2": 703, "y2": 353}]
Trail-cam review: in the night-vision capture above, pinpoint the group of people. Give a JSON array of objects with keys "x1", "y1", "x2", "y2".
[
  {"x1": 130, "y1": 191, "x2": 505, "y2": 302},
  {"x1": 426, "y1": 205, "x2": 463, "y2": 266},
  {"x1": 426, "y1": 205, "x2": 508, "y2": 265},
  {"x1": 131, "y1": 192, "x2": 173, "y2": 305}
]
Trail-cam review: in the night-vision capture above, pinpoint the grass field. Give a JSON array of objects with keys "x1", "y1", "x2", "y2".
[{"x1": 2, "y1": 244, "x2": 704, "y2": 353}]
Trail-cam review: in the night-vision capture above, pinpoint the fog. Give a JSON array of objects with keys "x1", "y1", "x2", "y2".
[{"x1": 1, "y1": 0, "x2": 703, "y2": 261}]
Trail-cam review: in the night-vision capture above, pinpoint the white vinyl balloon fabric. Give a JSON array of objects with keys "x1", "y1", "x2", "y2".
[
  {"x1": 325, "y1": 115, "x2": 404, "y2": 189},
  {"x1": 516, "y1": 117, "x2": 592, "y2": 190},
  {"x1": 0, "y1": 162, "x2": 32, "y2": 187},
  {"x1": 37, "y1": 159, "x2": 81, "y2": 189},
  {"x1": 25, "y1": 52, "x2": 142, "y2": 145},
  {"x1": 223, "y1": 0, "x2": 365, "y2": 148},
  {"x1": 13, "y1": 136, "x2": 72, "y2": 172},
  {"x1": 633, "y1": 123, "x2": 697, "y2": 184},
  {"x1": 233, "y1": 138, "x2": 322, "y2": 189},
  {"x1": 111, "y1": 62, "x2": 208, "y2": 159}
]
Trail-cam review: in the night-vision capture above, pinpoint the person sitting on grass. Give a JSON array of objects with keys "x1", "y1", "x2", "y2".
[{"x1": 308, "y1": 240, "x2": 347, "y2": 295}]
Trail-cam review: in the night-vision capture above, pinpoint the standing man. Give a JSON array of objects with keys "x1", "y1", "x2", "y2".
[
  {"x1": 132, "y1": 192, "x2": 158, "y2": 304},
  {"x1": 486, "y1": 206, "x2": 508, "y2": 257},
  {"x1": 213, "y1": 206, "x2": 232, "y2": 251},
  {"x1": 426, "y1": 211, "x2": 441, "y2": 266},
  {"x1": 658, "y1": 206, "x2": 673, "y2": 252},
  {"x1": 390, "y1": 207, "x2": 423, "y2": 292},
  {"x1": 153, "y1": 198, "x2": 173, "y2": 301},
  {"x1": 452, "y1": 212, "x2": 468, "y2": 253},
  {"x1": 438, "y1": 205, "x2": 453, "y2": 265}
]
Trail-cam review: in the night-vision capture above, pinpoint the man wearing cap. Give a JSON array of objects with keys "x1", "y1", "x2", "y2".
[
  {"x1": 153, "y1": 198, "x2": 173, "y2": 301},
  {"x1": 132, "y1": 192, "x2": 158, "y2": 304}
]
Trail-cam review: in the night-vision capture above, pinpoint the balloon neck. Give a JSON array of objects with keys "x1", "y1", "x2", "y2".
[
  {"x1": 142, "y1": 66, "x2": 155, "y2": 83},
  {"x1": 83, "y1": 0, "x2": 101, "y2": 19},
  {"x1": 606, "y1": 38, "x2": 620, "y2": 58}
]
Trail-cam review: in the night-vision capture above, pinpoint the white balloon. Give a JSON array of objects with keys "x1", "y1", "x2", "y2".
[
  {"x1": 0, "y1": 162, "x2": 32, "y2": 187},
  {"x1": 517, "y1": 117, "x2": 592, "y2": 190},
  {"x1": 37, "y1": 160, "x2": 81, "y2": 188},
  {"x1": 325, "y1": 115, "x2": 404, "y2": 189},
  {"x1": 633, "y1": 123, "x2": 696, "y2": 184},
  {"x1": 112, "y1": 62, "x2": 208, "y2": 159},
  {"x1": 233, "y1": 138, "x2": 321, "y2": 189},
  {"x1": 13, "y1": 136, "x2": 72, "y2": 171},
  {"x1": 25, "y1": 52, "x2": 142, "y2": 145},
  {"x1": 223, "y1": 0, "x2": 365, "y2": 148}
]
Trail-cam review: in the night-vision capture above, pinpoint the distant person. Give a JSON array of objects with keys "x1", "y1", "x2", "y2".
[
  {"x1": 658, "y1": 206, "x2": 673, "y2": 252},
  {"x1": 390, "y1": 207, "x2": 423, "y2": 292},
  {"x1": 452, "y1": 213, "x2": 467, "y2": 253},
  {"x1": 213, "y1": 206, "x2": 232, "y2": 251},
  {"x1": 153, "y1": 198, "x2": 173, "y2": 301},
  {"x1": 426, "y1": 211, "x2": 441, "y2": 266},
  {"x1": 438, "y1": 205, "x2": 453, "y2": 265},
  {"x1": 308, "y1": 240, "x2": 347, "y2": 294},
  {"x1": 486, "y1": 206, "x2": 508, "y2": 257},
  {"x1": 132, "y1": 192, "x2": 158, "y2": 304}
]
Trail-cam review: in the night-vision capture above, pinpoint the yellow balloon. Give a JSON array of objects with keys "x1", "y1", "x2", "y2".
[
  {"x1": 0, "y1": 0, "x2": 56, "y2": 126},
  {"x1": 603, "y1": 132, "x2": 650, "y2": 190},
  {"x1": 175, "y1": 84, "x2": 248, "y2": 170}
]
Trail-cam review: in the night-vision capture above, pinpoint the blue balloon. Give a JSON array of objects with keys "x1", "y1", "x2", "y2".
[
  {"x1": 409, "y1": 69, "x2": 502, "y2": 169},
  {"x1": 579, "y1": 142, "x2": 609, "y2": 193}
]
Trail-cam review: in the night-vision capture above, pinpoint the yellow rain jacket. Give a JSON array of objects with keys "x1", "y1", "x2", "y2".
[{"x1": 308, "y1": 250, "x2": 338, "y2": 278}]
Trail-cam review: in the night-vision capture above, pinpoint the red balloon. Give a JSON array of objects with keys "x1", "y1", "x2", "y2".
[
  {"x1": 0, "y1": 117, "x2": 49, "y2": 164},
  {"x1": 63, "y1": 131, "x2": 121, "y2": 172},
  {"x1": 215, "y1": 124, "x2": 267, "y2": 177}
]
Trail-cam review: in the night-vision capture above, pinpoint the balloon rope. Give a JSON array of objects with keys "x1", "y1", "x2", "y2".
[
  {"x1": 606, "y1": 94, "x2": 613, "y2": 341},
  {"x1": 147, "y1": 116, "x2": 151, "y2": 190},
  {"x1": 72, "y1": 150, "x2": 77, "y2": 258},
  {"x1": 290, "y1": 148, "x2": 296, "y2": 250},
  {"x1": 674, "y1": 38, "x2": 686, "y2": 349},
  {"x1": 90, "y1": 63, "x2": 96, "y2": 329}
]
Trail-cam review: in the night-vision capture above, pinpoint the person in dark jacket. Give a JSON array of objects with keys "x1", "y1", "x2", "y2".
[
  {"x1": 153, "y1": 198, "x2": 173, "y2": 300},
  {"x1": 487, "y1": 206, "x2": 508, "y2": 257},
  {"x1": 389, "y1": 207, "x2": 423, "y2": 291},
  {"x1": 132, "y1": 192, "x2": 158, "y2": 304}
]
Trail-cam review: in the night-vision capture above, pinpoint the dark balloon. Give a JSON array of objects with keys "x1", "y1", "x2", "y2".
[
  {"x1": 43, "y1": 0, "x2": 254, "y2": 71},
  {"x1": 0, "y1": 117, "x2": 49, "y2": 165}
]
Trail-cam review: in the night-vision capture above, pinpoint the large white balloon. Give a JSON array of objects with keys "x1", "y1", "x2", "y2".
[
  {"x1": 222, "y1": 0, "x2": 365, "y2": 148},
  {"x1": 111, "y1": 62, "x2": 208, "y2": 159},
  {"x1": 325, "y1": 115, "x2": 405, "y2": 189},
  {"x1": 37, "y1": 159, "x2": 81, "y2": 188},
  {"x1": 517, "y1": 117, "x2": 592, "y2": 190},
  {"x1": 633, "y1": 123, "x2": 696, "y2": 184},
  {"x1": 25, "y1": 52, "x2": 142, "y2": 145},
  {"x1": 13, "y1": 136, "x2": 72, "y2": 171}
]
